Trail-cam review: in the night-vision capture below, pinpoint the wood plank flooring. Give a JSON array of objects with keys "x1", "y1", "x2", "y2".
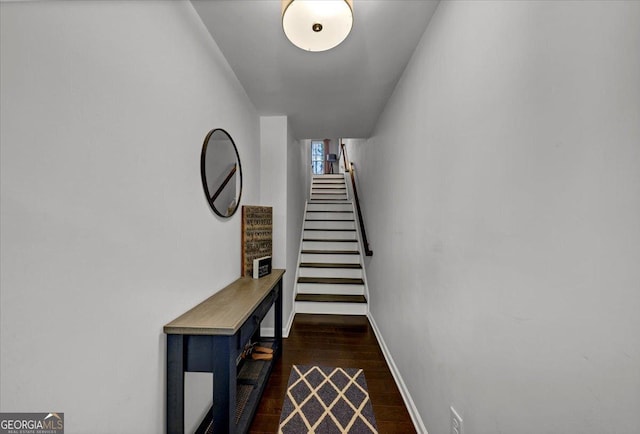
[{"x1": 248, "y1": 314, "x2": 416, "y2": 433}]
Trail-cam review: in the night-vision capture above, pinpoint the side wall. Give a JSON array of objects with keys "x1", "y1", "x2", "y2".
[
  {"x1": 0, "y1": 2, "x2": 259, "y2": 433},
  {"x1": 286, "y1": 125, "x2": 307, "y2": 333},
  {"x1": 259, "y1": 115, "x2": 305, "y2": 334},
  {"x1": 348, "y1": 1, "x2": 640, "y2": 433}
]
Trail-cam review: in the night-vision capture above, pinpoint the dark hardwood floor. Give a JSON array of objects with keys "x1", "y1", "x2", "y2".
[{"x1": 249, "y1": 314, "x2": 416, "y2": 433}]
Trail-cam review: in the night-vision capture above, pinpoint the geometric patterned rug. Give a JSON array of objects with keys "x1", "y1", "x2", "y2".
[{"x1": 278, "y1": 365, "x2": 378, "y2": 433}]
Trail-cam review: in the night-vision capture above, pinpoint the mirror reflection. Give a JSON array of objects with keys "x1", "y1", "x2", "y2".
[{"x1": 200, "y1": 128, "x2": 243, "y2": 218}]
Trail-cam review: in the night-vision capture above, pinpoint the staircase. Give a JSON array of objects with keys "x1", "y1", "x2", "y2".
[{"x1": 294, "y1": 173, "x2": 368, "y2": 315}]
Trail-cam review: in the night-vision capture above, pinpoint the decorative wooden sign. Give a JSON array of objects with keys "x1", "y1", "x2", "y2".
[{"x1": 241, "y1": 206, "x2": 273, "y2": 278}]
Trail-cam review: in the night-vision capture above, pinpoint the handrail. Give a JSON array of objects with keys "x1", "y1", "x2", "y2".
[
  {"x1": 340, "y1": 143, "x2": 373, "y2": 256},
  {"x1": 339, "y1": 142, "x2": 349, "y2": 174},
  {"x1": 210, "y1": 164, "x2": 237, "y2": 202}
]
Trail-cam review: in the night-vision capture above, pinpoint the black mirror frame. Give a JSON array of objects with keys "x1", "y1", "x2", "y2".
[{"x1": 200, "y1": 128, "x2": 243, "y2": 218}]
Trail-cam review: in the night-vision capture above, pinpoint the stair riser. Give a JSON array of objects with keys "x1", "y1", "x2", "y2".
[
  {"x1": 296, "y1": 283, "x2": 365, "y2": 295},
  {"x1": 298, "y1": 268, "x2": 363, "y2": 279},
  {"x1": 306, "y1": 203, "x2": 353, "y2": 212},
  {"x1": 312, "y1": 175, "x2": 344, "y2": 180},
  {"x1": 300, "y1": 253, "x2": 360, "y2": 263},
  {"x1": 304, "y1": 220, "x2": 355, "y2": 230},
  {"x1": 305, "y1": 212, "x2": 353, "y2": 220},
  {"x1": 302, "y1": 241, "x2": 358, "y2": 251},
  {"x1": 295, "y1": 301, "x2": 367, "y2": 315},
  {"x1": 311, "y1": 189, "x2": 347, "y2": 195},
  {"x1": 303, "y1": 230, "x2": 356, "y2": 240},
  {"x1": 311, "y1": 194, "x2": 348, "y2": 200},
  {"x1": 311, "y1": 183, "x2": 345, "y2": 188}
]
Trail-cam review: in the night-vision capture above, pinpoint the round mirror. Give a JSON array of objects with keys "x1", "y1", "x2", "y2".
[{"x1": 200, "y1": 128, "x2": 243, "y2": 218}]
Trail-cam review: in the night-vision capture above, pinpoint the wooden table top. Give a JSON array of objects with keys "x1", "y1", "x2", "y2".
[{"x1": 163, "y1": 269, "x2": 285, "y2": 336}]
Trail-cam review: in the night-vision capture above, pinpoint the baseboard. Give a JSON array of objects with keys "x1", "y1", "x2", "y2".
[
  {"x1": 284, "y1": 308, "x2": 295, "y2": 338},
  {"x1": 367, "y1": 313, "x2": 428, "y2": 434}
]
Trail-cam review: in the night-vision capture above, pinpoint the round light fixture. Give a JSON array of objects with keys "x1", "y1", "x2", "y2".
[{"x1": 282, "y1": 0, "x2": 353, "y2": 52}]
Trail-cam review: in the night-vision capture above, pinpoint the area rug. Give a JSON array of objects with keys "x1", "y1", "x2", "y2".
[{"x1": 278, "y1": 365, "x2": 378, "y2": 434}]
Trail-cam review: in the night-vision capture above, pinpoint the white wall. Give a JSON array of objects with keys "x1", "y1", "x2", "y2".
[
  {"x1": 0, "y1": 2, "x2": 260, "y2": 433},
  {"x1": 259, "y1": 115, "x2": 307, "y2": 334},
  {"x1": 286, "y1": 124, "x2": 307, "y2": 333},
  {"x1": 301, "y1": 139, "x2": 313, "y2": 193},
  {"x1": 259, "y1": 116, "x2": 287, "y2": 331},
  {"x1": 260, "y1": 116, "x2": 288, "y2": 275},
  {"x1": 347, "y1": 1, "x2": 640, "y2": 433}
]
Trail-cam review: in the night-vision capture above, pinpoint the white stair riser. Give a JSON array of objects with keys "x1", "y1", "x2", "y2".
[
  {"x1": 303, "y1": 230, "x2": 356, "y2": 240},
  {"x1": 311, "y1": 182, "x2": 347, "y2": 190},
  {"x1": 305, "y1": 212, "x2": 353, "y2": 220},
  {"x1": 305, "y1": 220, "x2": 355, "y2": 230},
  {"x1": 312, "y1": 175, "x2": 344, "y2": 180},
  {"x1": 295, "y1": 301, "x2": 367, "y2": 315},
  {"x1": 302, "y1": 241, "x2": 358, "y2": 251},
  {"x1": 298, "y1": 267, "x2": 363, "y2": 279},
  {"x1": 311, "y1": 194, "x2": 348, "y2": 200},
  {"x1": 312, "y1": 183, "x2": 345, "y2": 188},
  {"x1": 312, "y1": 189, "x2": 347, "y2": 195},
  {"x1": 300, "y1": 253, "x2": 360, "y2": 263},
  {"x1": 296, "y1": 283, "x2": 365, "y2": 295},
  {"x1": 307, "y1": 203, "x2": 352, "y2": 212}
]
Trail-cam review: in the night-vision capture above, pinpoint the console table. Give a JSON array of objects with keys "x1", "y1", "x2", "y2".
[{"x1": 164, "y1": 269, "x2": 284, "y2": 434}]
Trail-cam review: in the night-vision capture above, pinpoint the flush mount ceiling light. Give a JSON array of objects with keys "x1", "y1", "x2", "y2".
[{"x1": 282, "y1": 0, "x2": 353, "y2": 52}]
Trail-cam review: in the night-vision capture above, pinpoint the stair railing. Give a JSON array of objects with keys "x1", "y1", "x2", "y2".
[{"x1": 340, "y1": 143, "x2": 373, "y2": 257}]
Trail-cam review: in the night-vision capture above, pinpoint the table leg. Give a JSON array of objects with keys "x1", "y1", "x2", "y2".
[
  {"x1": 167, "y1": 334, "x2": 185, "y2": 434},
  {"x1": 212, "y1": 335, "x2": 236, "y2": 433},
  {"x1": 275, "y1": 283, "x2": 283, "y2": 357}
]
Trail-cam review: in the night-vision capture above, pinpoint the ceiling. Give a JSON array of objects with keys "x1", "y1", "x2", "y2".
[{"x1": 192, "y1": 0, "x2": 439, "y2": 139}]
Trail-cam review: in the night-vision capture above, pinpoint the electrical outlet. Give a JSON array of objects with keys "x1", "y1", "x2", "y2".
[{"x1": 450, "y1": 406, "x2": 463, "y2": 434}]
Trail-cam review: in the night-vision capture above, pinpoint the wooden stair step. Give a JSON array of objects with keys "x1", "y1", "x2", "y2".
[
  {"x1": 295, "y1": 294, "x2": 367, "y2": 303},
  {"x1": 304, "y1": 228, "x2": 356, "y2": 232},
  {"x1": 309, "y1": 200, "x2": 350, "y2": 203},
  {"x1": 305, "y1": 219, "x2": 355, "y2": 222},
  {"x1": 302, "y1": 238, "x2": 356, "y2": 242},
  {"x1": 301, "y1": 250, "x2": 359, "y2": 255},
  {"x1": 299, "y1": 263, "x2": 362, "y2": 269},
  {"x1": 297, "y1": 277, "x2": 364, "y2": 285}
]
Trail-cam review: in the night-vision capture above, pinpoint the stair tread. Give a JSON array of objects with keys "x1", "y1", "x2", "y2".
[
  {"x1": 301, "y1": 250, "x2": 360, "y2": 255},
  {"x1": 305, "y1": 219, "x2": 355, "y2": 222},
  {"x1": 306, "y1": 210, "x2": 353, "y2": 213},
  {"x1": 300, "y1": 263, "x2": 362, "y2": 269},
  {"x1": 303, "y1": 238, "x2": 357, "y2": 242},
  {"x1": 304, "y1": 228, "x2": 356, "y2": 232},
  {"x1": 295, "y1": 294, "x2": 367, "y2": 303},
  {"x1": 298, "y1": 277, "x2": 364, "y2": 284}
]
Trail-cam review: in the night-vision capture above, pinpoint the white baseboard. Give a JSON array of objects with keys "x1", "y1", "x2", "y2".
[
  {"x1": 284, "y1": 309, "x2": 295, "y2": 338},
  {"x1": 367, "y1": 313, "x2": 428, "y2": 434}
]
